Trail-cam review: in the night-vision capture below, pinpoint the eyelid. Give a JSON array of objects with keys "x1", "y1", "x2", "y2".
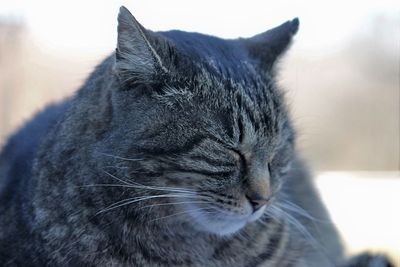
[
  {"x1": 237, "y1": 116, "x2": 245, "y2": 144},
  {"x1": 267, "y1": 162, "x2": 272, "y2": 173}
]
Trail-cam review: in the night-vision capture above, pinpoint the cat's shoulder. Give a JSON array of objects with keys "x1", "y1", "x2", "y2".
[{"x1": 0, "y1": 101, "x2": 70, "y2": 204}]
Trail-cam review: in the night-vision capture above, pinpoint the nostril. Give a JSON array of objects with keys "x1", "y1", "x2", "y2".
[{"x1": 246, "y1": 195, "x2": 269, "y2": 212}]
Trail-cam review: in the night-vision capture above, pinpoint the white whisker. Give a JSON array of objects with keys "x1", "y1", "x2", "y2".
[
  {"x1": 103, "y1": 170, "x2": 132, "y2": 185},
  {"x1": 98, "y1": 152, "x2": 143, "y2": 162},
  {"x1": 276, "y1": 200, "x2": 327, "y2": 223},
  {"x1": 95, "y1": 194, "x2": 199, "y2": 215},
  {"x1": 269, "y1": 206, "x2": 322, "y2": 253},
  {"x1": 149, "y1": 207, "x2": 218, "y2": 222},
  {"x1": 102, "y1": 171, "x2": 197, "y2": 194},
  {"x1": 139, "y1": 201, "x2": 210, "y2": 210}
]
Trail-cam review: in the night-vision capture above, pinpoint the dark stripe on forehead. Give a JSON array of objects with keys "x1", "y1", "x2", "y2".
[
  {"x1": 172, "y1": 167, "x2": 234, "y2": 178},
  {"x1": 186, "y1": 155, "x2": 236, "y2": 169},
  {"x1": 236, "y1": 93, "x2": 264, "y2": 137},
  {"x1": 138, "y1": 133, "x2": 232, "y2": 156},
  {"x1": 137, "y1": 134, "x2": 207, "y2": 156}
]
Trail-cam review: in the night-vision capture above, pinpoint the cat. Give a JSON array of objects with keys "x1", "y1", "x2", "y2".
[{"x1": 0, "y1": 6, "x2": 394, "y2": 267}]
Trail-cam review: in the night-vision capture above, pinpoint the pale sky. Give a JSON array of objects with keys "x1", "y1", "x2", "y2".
[{"x1": 1, "y1": 0, "x2": 399, "y2": 57}]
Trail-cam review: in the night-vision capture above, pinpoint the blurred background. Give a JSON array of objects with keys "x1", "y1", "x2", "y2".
[{"x1": 0, "y1": 0, "x2": 399, "y2": 264}]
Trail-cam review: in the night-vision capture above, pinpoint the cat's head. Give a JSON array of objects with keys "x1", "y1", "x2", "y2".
[{"x1": 99, "y1": 6, "x2": 298, "y2": 236}]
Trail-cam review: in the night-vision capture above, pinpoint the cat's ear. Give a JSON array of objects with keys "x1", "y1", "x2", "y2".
[
  {"x1": 115, "y1": 6, "x2": 168, "y2": 85},
  {"x1": 243, "y1": 18, "x2": 299, "y2": 72}
]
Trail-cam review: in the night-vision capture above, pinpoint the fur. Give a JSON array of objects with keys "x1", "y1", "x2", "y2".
[{"x1": 0, "y1": 6, "x2": 393, "y2": 267}]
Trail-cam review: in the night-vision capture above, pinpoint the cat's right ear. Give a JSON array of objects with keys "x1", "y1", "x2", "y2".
[
  {"x1": 114, "y1": 6, "x2": 168, "y2": 85},
  {"x1": 243, "y1": 18, "x2": 299, "y2": 72}
]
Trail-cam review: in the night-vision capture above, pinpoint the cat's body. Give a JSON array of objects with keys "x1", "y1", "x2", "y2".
[
  {"x1": 0, "y1": 7, "x2": 393, "y2": 267},
  {"x1": 0, "y1": 99, "x2": 340, "y2": 267}
]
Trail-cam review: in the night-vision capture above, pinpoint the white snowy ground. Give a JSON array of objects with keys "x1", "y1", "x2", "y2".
[{"x1": 316, "y1": 172, "x2": 400, "y2": 265}]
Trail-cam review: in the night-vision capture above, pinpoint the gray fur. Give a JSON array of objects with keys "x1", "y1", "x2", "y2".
[{"x1": 0, "y1": 6, "x2": 393, "y2": 267}]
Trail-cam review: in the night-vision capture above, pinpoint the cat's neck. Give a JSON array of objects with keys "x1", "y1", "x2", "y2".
[{"x1": 117, "y1": 214, "x2": 289, "y2": 265}]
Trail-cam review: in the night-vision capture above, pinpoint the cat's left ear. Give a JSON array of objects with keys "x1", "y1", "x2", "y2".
[
  {"x1": 243, "y1": 18, "x2": 299, "y2": 72},
  {"x1": 115, "y1": 6, "x2": 168, "y2": 85}
]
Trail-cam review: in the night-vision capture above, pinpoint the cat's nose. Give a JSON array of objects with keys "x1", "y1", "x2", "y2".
[{"x1": 246, "y1": 193, "x2": 269, "y2": 211}]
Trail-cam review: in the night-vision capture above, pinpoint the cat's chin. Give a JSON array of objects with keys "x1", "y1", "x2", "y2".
[
  {"x1": 195, "y1": 216, "x2": 247, "y2": 236},
  {"x1": 186, "y1": 205, "x2": 266, "y2": 236}
]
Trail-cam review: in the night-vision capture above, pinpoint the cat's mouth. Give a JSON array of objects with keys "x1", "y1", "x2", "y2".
[{"x1": 185, "y1": 202, "x2": 266, "y2": 236}]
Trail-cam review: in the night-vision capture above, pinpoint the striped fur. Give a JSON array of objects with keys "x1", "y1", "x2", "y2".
[{"x1": 0, "y1": 6, "x2": 393, "y2": 267}]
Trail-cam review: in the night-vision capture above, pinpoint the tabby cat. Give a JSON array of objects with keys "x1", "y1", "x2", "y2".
[{"x1": 0, "y1": 6, "x2": 393, "y2": 267}]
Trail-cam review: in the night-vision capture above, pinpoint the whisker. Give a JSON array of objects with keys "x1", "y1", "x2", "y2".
[
  {"x1": 98, "y1": 152, "x2": 143, "y2": 162},
  {"x1": 257, "y1": 211, "x2": 282, "y2": 230},
  {"x1": 139, "y1": 201, "x2": 210, "y2": 210},
  {"x1": 102, "y1": 171, "x2": 197, "y2": 194},
  {"x1": 78, "y1": 183, "x2": 195, "y2": 194},
  {"x1": 77, "y1": 183, "x2": 141, "y2": 189},
  {"x1": 95, "y1": 194, "x2": 199, "y2": 215},
  {"x1": 127, "y1": 180, "x2": 197, "y2": 193},
  {"x1": 276, "y1": 201, "x2": 328, "y2": 223},
  {"x1": 271, "y1": 203, "x2": 336, "y2": 267},
  {"x1": 103, "y1": 170, "x2": 132, "y2": 185},
  {"x1": 268, "y1": 205, "x2": 328, "y2": 258},
  {"x1": 149, "y1": 207, "x2": 218, "y2": 222}
]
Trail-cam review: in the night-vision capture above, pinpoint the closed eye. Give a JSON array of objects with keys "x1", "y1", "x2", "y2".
[{"x1": 238, "y1": 116, "x2": 245, "y2": 144}]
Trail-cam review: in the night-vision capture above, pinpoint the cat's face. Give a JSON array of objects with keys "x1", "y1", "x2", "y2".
[{"x1": 100, "y1": 7, "x2": 298, "y2": 235}]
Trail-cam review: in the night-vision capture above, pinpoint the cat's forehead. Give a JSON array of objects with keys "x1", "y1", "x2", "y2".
[{"x1": 159, "y1": 30, "x2": 261, "y2": 84}]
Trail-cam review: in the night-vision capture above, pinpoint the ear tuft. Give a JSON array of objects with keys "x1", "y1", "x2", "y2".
[
  {"x1": 115, "y1": 6, "x2": 167, "y2": 85},
  {"x1": 243, "y1": 18, "x2": 300, "y2": 72}
]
